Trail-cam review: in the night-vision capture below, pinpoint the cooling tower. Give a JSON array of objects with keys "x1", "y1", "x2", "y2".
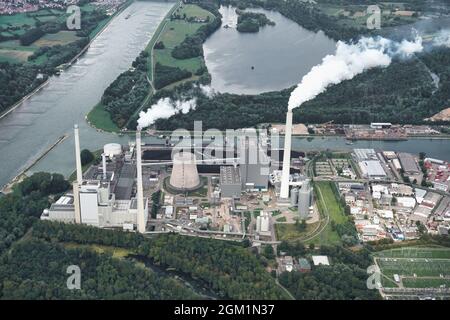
[
  {"x1": 280, "y1": 110, "x2": 293, "y2": 199},
  {"x1": 169, "y1": 152, "x2": 200, "y2": 191}
]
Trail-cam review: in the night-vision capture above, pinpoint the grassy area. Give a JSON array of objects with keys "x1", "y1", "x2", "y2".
[
  {"x1": 86, "y1": 103, "x2": 120, "y2": 133},
  {"x1": 304, "y1": 181, "x2": 345, "y2": 246},
  {"x1": 374, "y1": 247, "x2": 450, "y2": 289},
  {"x1": 68, "y1": 149, "x2": 102, "y2": 182},
  {"x1": 0, "y1": 3, "x2": 120, "y2": 65},
  {"x1": 275, "y1": 222, "x2": 319, "y2": 242},
  {"x1": 63, "y1": 242, "x2": 133, "y2": 259},
  {"x1": 149, "y1": 3, "x2": 215, "y2": 87}
]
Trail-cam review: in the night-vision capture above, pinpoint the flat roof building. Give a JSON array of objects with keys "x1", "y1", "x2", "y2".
[
  {"x1": 220, "y1": 166, "x2": 242, "y2": 198},
  {"x1": 398, "y1": 153, "x2": 420, "y2": 175}
]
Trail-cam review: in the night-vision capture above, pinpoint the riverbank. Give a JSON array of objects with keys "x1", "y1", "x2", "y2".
[
  {"x1": 86, "y1": 1, "x2": 220, "y2": 133},
  {"x1": 0, "y1": 0, "x2": 133, "y2": 122},
  {"x1": 0, "y1": 134, "x2": 68, "y2": 193}
]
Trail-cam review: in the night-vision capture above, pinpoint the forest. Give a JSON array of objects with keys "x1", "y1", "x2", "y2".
[
  {"x1": 277, "y1": 243, "x2": 381, "y2": 300},
  {"x1": 0, "y1": 240, "x2": 199, "y2": 299},
  {"x1": 153, "y1": 47, "x2": 450, "y2": 130},
  {"x1": 171, "y1": 5, "x2": 221, "y2": 59},
  {"x1": 154, "y1": 62, "x2": 192, "y2": 90},
  {"x1": 101, "y1": 51, "x2": 150, "y2": 127},
  {"x1": 236, "y1": 10, "x2": 275, "y2": 33},
  {"x1": 31, "y1": 221, "x2": 288, "y2": 299}
]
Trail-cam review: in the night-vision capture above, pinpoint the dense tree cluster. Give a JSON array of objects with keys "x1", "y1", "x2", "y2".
[
  {"x1": 101, "y1": 51, "x2": 150, "y2": 127},
  {"x1": 154, "y1": 47, "x2": 450, "y2": 129},
  {"x1": 277, "y1": 244, "x2": 380, "y2": 300},
  {"x1": 32, "y1": 221, "x2": 288, "y2": 299},
  {"x1": 171, "y1": 4, "x2": 221, "y2": 59},
  {"x1": 0, "y1": 240, "x2": 199, "y2": 299},
  {"x1": 0, "y1": 172, "x2": 69, "y2": 254},
  {"x1": 236, "y1": 10, "x2": 275, "y2": 33},
  {"x1": 154, "y1": 62, "x2": 192, "y2": 90},
  {"x1": 0, "y1": 62, "x2": 47, "y2": 114}
]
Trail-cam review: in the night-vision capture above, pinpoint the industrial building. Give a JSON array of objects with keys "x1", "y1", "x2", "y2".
[
  {"x1": 219, "y1": 166, "x2": 241, "y2": 198},
  {"x1": 298, "y1": 180, "x2": 313, "y2": 219},
  {"x1": 41, "y1": 125, "x2": 148, "y2": 232},
  {"x1": 358, "y1": 160, "x2": 387, "y2": 179},
  {"x1": 239, "y1": 134, "x2": 270, "y2": 191},
  {"x1": 398, "y1": 152, "x2": 421, "y2": 175},
  {"x1": 169, "y1": 152, "x2": 201, "y2": 191},
  {"x1": 256, "y1": 211, "x2": 270, "y2": 236}
]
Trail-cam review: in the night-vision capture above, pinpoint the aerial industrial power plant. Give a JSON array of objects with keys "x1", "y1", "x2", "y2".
[{"x1": 2, "y1": 0, "x2": 450, "y2": 304}]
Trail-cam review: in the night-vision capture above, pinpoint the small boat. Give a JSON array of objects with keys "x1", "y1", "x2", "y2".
[
  {"x1": 125, "y1": 14, "x2": 131, "y2": 19},
  {"x1": 251, "y1": 66, "x2": 255, "y2": 70},
  {"x1": 346, "y1": 141, "x2": 354, "y2": 145}
]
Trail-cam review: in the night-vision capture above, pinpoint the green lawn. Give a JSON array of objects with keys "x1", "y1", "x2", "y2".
[
  {"x1": 304, "y1": 181, "x2": 345, "y2": 246},
  {"x1": 275, "y1": 222, "x2": 319, "y2": 242},
  {"x1": 86, "y1": 103, "x2": 120, "y2": 133},
  {"x1": 149, "y1": 3, "x2": 214, "y2": 87}
]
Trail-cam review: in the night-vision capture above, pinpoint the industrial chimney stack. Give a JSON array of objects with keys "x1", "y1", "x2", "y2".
[
  {"x1": 73, "y1": 124, "x2": 82, "y2": 224},
  {"x1": 135, "y1": 130, "x2": 146, "y2": 233},
  {"x1": 280, "y1": 110, "x2": 293, "y2": 200}
]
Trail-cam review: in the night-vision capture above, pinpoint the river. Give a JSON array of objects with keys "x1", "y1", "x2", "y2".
[
  {"x1": 0, "y1": 1, "x2": 174, "y2": 188},
  {"x1": 203, "y1": 5, "x2": 336, "y2": 94}
]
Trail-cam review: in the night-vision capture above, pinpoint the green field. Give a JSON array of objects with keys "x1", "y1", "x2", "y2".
[
  {"x1": 374, "y1": 247, "x2": 450, "y2": 288},
  {"x1": 86, "y1": 103, "x2": 120, "y2": 133},
  {"x1": 0, "y1": 4, "x2": 110, "y2": 65},
  {"x1": 150, "y1": 3, "x2": 215, "y2": 87},
  {"x1": 275, "y1": 222, "x2": 319, "y2": 242}
]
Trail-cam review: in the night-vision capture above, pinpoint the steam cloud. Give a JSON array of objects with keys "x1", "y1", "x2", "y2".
[
  {"x1": 288, "y1": 35, "x2": 423, "y2": 110},
  {"x1": 434, "y1": 30, "x2": 450, "y2": 47},
  {"x1": 137, "y1": 97, "x2": 196, "y2": 129}
]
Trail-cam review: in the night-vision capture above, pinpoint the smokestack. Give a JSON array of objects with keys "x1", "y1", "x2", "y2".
[
  {"x1": 74, "y1": 124, "x2": 83, "y2": 184},
  {"x1": 136, "y1": 130, "x2": 146, "y2": 233},
  {"x1": 73, "y1": 124, "x2": 82, "y2": 224},
  {"x1": 102, "y1": 153, "x2": 107, "y2": 180},
  {"x1": 280, "y1": 110, "x2": 293, "y2": 200}
]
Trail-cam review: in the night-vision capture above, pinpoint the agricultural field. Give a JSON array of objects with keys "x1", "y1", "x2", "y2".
[
  {"x1": 0, "y1": 4, "x2": 104, "y2": 64},
  {"x1": 374, "y1": 247, "x2": 450, "y2": 289},
  {"x1": 150, "y1": 4, "x2": 215, "y2": 84},
  {"x1": 315, "y1": 2, "x2": 419, "y2": 30}
]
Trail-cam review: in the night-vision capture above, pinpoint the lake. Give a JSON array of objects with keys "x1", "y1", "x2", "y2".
[{"x1": 203, "y1": 5, "x2": 337, "y2": 94}]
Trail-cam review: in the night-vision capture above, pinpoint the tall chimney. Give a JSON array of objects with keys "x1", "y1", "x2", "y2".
[
  {"x1": 73, "y1": 124, "x2": 82, "y2": 224},
  {"x1": 102, "y1": 153, "x2": 107, "y2": 180},
  {"x1": 74, "y1": 124, "x2": 83, "y2": 184},
  {"x1": 280, "y1": 110, "x2": 293, "y2": 199},
  {"x1": 136, "y1": 130, "x2": 146, "y2": 233}
]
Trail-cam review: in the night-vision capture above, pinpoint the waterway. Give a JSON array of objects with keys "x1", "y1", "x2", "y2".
[
  {"x1": 0, "y1": 1, "x2": 174, "y2": 188},
  {"x1": 203, "y1": 5, "x2": 336, "y2": 95}
]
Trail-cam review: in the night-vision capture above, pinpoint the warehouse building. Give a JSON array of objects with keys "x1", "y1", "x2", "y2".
[
  {"x1": 220, "y1": 166, "x2": 241, "y2": 198},
  {"x1": 398, "y1": 152, "x2": 421, "y2": 175},
  {"x1": 358, "y1": 160, "x2": 387, "y2": 179}
]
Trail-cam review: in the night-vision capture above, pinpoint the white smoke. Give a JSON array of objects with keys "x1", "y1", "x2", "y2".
[
  {"x1": 434, "y1": 30, "x2": 450, "y2": 47},
  {"x1": 198, "y1": 84, "x2": 216, "y2": 98},
  {"x1": 137, "y1": 97, "x2": 196, "y2": 129},
  {"x1": 288, "y1": 35, "x2": 423, "y2": 110}
]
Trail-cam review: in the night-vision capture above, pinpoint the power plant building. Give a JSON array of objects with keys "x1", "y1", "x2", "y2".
[
  {"x1": 169, "y1": 152, "x2": 201, "y2": 191},
  {"x1": 239, "y1": 135, "x2": 270, "y2": 191},
  {"x1": 220, "y1": 166, "x2": 241, "y2": 198},
  {"x1": 41, "y1": 126, "x2": 149, "y2": 232}
]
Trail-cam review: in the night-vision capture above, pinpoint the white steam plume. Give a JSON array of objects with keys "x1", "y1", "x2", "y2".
[
  {"x1": 434, "y1": 30, "x2": 450, "y2": 47},
  {"x1": 137, "y1": 97, "x2": 196, "y2": 129},
  {"x1": 288, "y1": 35, "x2": 423, "y2": 110},
  {"x1": 198, "y1": 84, "x2": 216, "y2": 98}
]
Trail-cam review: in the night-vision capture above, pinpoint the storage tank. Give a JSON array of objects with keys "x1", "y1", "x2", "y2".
[
  {"x1": 290, "y1": 188, "x2": 299, "y2": 207},
  {"x1": 298, "y1": 181, "x2": 312, "y2": 219},
  {"x1": 103, "y1": 143, "x2": 122, "y2": 158},
  {"x1": 169, "y1": 152, "x2": 200, "y2": 191}
]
